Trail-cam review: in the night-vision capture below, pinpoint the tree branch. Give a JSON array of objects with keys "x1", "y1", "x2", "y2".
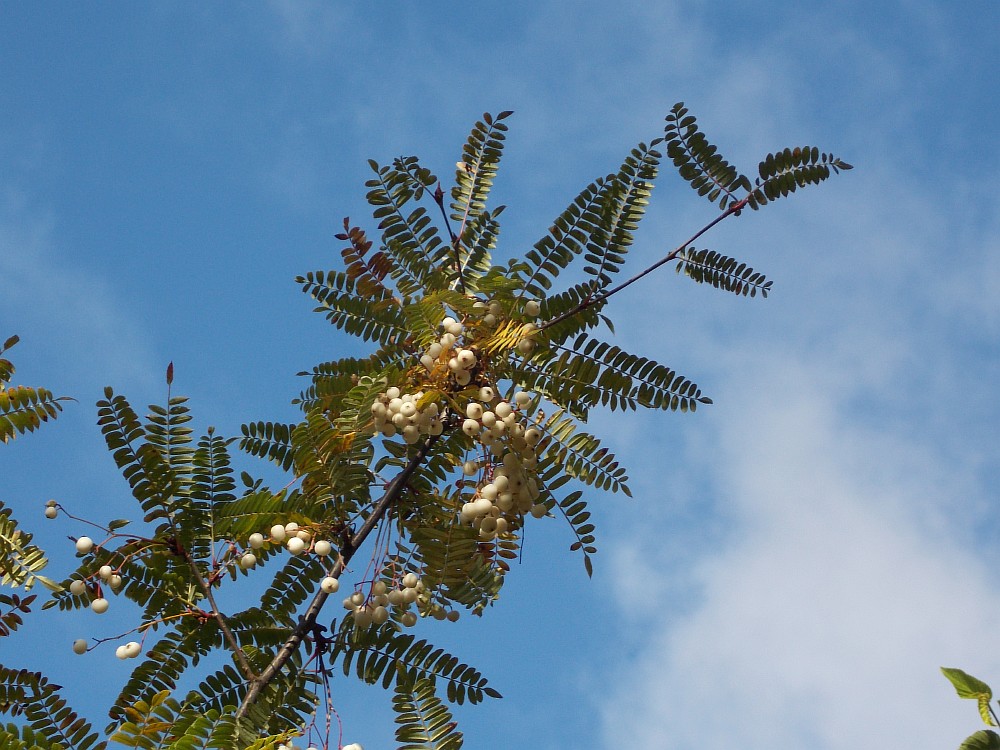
[{"x1": 236, "y1": 432, "x2": 440, "y2": 718}]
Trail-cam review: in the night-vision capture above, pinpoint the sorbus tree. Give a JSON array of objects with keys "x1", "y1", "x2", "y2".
[{"x1": 0, "y1": 104, "x2": 850, "y2": 750}]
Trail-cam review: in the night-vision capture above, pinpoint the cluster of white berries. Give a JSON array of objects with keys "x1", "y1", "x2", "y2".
[
  {"x1": 72, "y1": 634, "x2": 142, "y2": 660},
  {"x1": 458, "y1": 390, "x2": 548, "y2": 538},
  {"x1": 517, "y1": 300, "x2": 540, "y2": 354},
  {"x1": 70, "y1": 538, "x2": 125, "y2": 616},
  {"x1": 69, "y1": 540, "x2": 137, "y2": 657},
  {"x1": 240, "y1": 521, "x2": 338, "y2": 570},
  {"x1": 44, "y1": 499, "x2": 58, "y2": 518},
  {"x1": 342, "y1": 571, "x2": 451, "y2": 630},
  {"x1": 115, "y1": 641, "x2": 142, "y2": 660},
  {"x1": 418, "y1": 316, "x2": 481, "y2": 387},
  {"x1": 370, "y1": 387, "x2": 443, "y2": 443}
]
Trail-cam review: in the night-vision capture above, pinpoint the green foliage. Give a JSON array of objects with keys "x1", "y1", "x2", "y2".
[
  {"x1": 960, "y1": 730, "x2": 1000, "y2": 750},
  {"x1": 0, "y1": 666, "x2": 103, "y2": 750},
  {"x1": 0, "y1": 502, "x2": 57, "y2": 592},
  {"x1": 0, "y1": 593, "x2": 34, "y2": 638},
  {"x1": 677, "y1": 247, "x2": 773, "y2": 298},
  {"x1": 393, "y1": 677, "x2": 463, "y2": 750},
  {"x1": 0, "y1": 335, "x2": 70, "y2": 444},
  {"x1": 747, "y1": 146, "x2": 853, "y2": 210},
  {"x1": 0, "y1": 105, "x2": 851, "y2": 748},
  {"x1": 333, "y1": 619, "x2": 498, "y2": 703},
  {"x1": 665, "y1": 102, "x2": 751, "y2": 210},
  {"x1": 942, "y1": 668, "x2": 1000, "y2": 749},
  {"x1": 944, "y1": 668, "x2": 998, "y2": 728}
]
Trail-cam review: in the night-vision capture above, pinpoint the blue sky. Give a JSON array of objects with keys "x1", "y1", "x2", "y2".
[{"x1": 2, "y1": 2, "x2": 999, "y2": 748}]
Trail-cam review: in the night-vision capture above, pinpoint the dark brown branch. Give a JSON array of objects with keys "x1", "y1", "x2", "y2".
[{"x1": 236, "y1": 433, "x2": 439, "y2": 718}]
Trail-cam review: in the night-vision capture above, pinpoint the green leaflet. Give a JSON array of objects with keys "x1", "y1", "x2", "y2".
[
  {"x1": 0, "y1": 335, "x2": 71, "y2": 444},
  {"x1": 0, "y1": 665, "x2": 104, "y2": 750},
  {"x1": 298, "y1": 269, "x2": 408, "y2": 344},
  {"x1": 367, "y1": 158, "x2": 450, "y2": 297},
  {"x1": 451, "y1": 111, "x2": 512, "y2": 232},
  {"x1": 239, "y1": 421, "x2": 297, "y2": 472},
  {"x1": 960, "y1": 730, "x2": 1000, "y2": 750},
  {"x1": 0, "y1": 386, "x2": 67, "y2": 444},
  {"x1": 665, "y1": 102, "x2": 750, "y2": 210},
  {"x1": 943, "y1": 668, "x2": 996, "y2": 727},
  {"x1": 537, "y1": 409, "x2": 630, "y2": 494},
  {"x1": 748, "y1": 146, "x2": 853, "y2": 209},
  {"x1": 581, "y1": 141, "x2": 661, "y2": 291},
  {"x1": 676, "y1": 247, "x2": 773, "y2": 298},
  {"x1": 0, "y1": 502, "x2": 57, "y2": 592},
  {"x1": 393, "y1": 677, "x2": 464, "y2": 750}
]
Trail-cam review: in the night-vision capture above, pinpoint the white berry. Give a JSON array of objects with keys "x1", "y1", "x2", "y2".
[
  {"x1": 270, "y1": 524, "x2": 287, "y2": 543},
  {"x1": 321, "y1": 577, "x2": 340, "y2": 594},
  {"x1": 353, "y1": 607, "x2": 373, "y2": 629},
  {"x1": 69, "y1": 579, "x2": 87, "y2": 596},
  {"x1": 123, "y1": 641, "x2": 141, "y2": 658},
  {"x1": 91, "y1": 598, "x2": 109, "y2": 614},
  {"x1": 99, "y1": 565, "x2": 113, "y2": 580},
  {"x1": 240, "y1": 553, "x2": 257, "y2": 570},
  {"x1": 286, "y1": 537, "x2": 306, "y2": 555},
  {"x1": 314, "y1": 539, "x2": 332, "y2": 557},
  {"x1": 75, "y1": 537, "x2": 94, "y2": 554},
  {"x1": 44, "y1": 506, "x2": 57, "y2": 519},
  {"x1": 72, "y1": 639, "x2": 87, "y2": 654},
  {"x1": 457, "y1": 349, "x2": 477, "y2": 369}
]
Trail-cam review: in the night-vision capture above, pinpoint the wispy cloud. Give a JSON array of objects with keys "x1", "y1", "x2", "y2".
[{"x1": 601, "y1": 346, "x2": 1000, "y2": 749}]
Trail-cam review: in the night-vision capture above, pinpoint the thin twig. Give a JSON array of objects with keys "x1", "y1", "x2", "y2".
[
  {"x1": 538, "y1": 197, "x2": 748, "y2": 334},
  {"x1": 433, "y1": 183, "x2": 466, "y2": 294},
  {"x1": 180, "y1": 545, "x2": 257, "y2": 680}
]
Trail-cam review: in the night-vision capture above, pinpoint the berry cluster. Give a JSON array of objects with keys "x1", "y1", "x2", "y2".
[
  {"x1": 69, "y1": 538, "x2": 124, "y2": 615},
  {"x1": 370, "y1": 386, "x2": 444, "y2": 443},
  {"x1": 241, "y1": 521, "x2": 338, "y2": 569},
  {"x1": 67, "y1": 536, "x2": 137, "y2": 656},
  {"x1": 341, "y1": 571, "x2": 454, "y2": 630},
  {"x1": 459, "y1": 390, "x2": 547, "y2": 538}
]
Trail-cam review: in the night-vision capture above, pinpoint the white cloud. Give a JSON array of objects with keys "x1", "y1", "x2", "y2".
[
  {"x1": 588, "y1": 6, "x2": 1000, "y2": 745},
  {"x1": 601, "y1": 351, "x2": 1000, "y2": 749}
]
